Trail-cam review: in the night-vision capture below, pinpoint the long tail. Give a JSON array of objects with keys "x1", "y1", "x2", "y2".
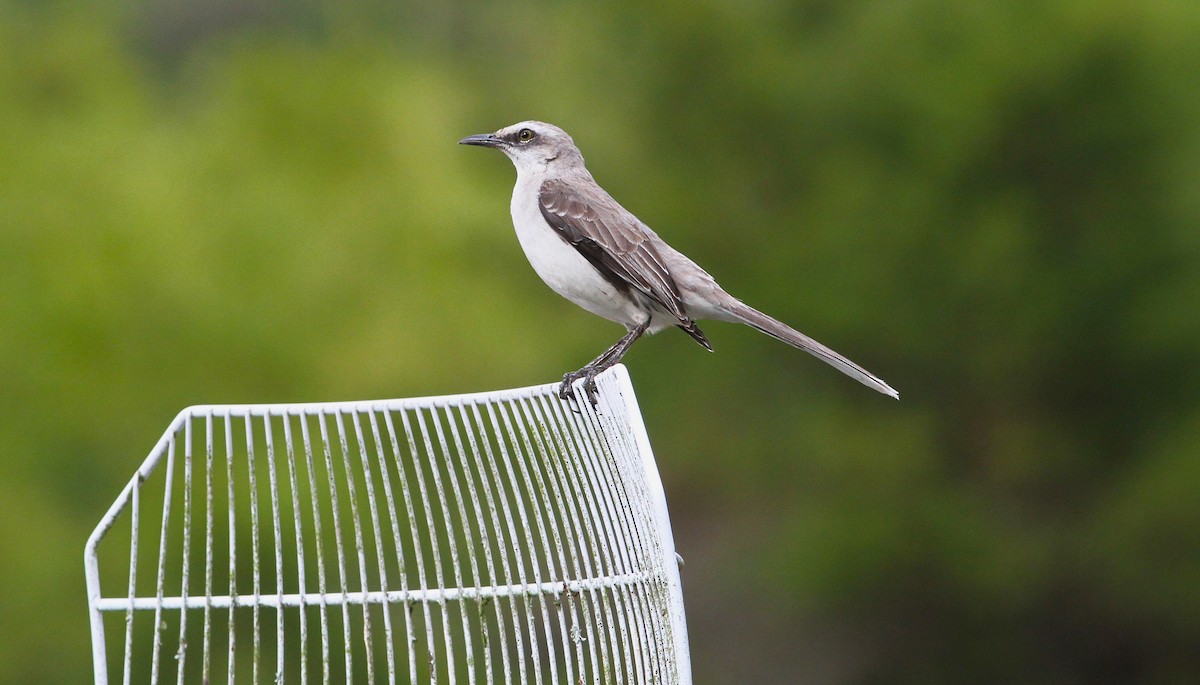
[{"x1": 722, "y1": 301, "x2": 899, "y2": 399}]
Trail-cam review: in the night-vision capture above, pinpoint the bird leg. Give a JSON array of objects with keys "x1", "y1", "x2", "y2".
[{"x1": 559, "y1": 321, "x2": 649, "y2": 403}]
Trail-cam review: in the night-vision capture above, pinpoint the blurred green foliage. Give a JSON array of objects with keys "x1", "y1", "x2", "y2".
[{"x1": 1, "y1": 1, "x2": 1198, "y2": 682}]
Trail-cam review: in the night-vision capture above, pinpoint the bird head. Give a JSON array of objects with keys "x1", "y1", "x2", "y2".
[{"x1": 459, "y1": 121, "x2": 583, "y2": 171}]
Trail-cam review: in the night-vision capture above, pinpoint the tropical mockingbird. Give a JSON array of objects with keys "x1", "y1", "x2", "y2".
[{"x1": 460, "y1": 121, "x2": 898, "y2": 401}]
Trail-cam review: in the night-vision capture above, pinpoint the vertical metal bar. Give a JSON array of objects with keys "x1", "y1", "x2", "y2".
[
  {"x1": 316, "y1": 412, "x2": 355, "y2": 682},
  {"x1": 597, "y1": 374, "x2": 675, "y2": 683},
  {"x1": 491, "y1": 400, "x2": 555, "y2": 685},
  {"x1": 561, "y1": 395, "x2": 641, "y2": 683},
  {"x1": 86, "y1": 541, "x2": 112, "y2": 685},
  {"x1": 121, "y1": 474, "x2": 142, "y2": 685},
  {"x1": 588, "y1": 391, "x2": 658, "y2": 684},
  {"x1": 477, "y1": 402, "x2": 536, "y2": 685},
  {"x1": 586, "y1": 387, "x2": 658, "y2": 683},
  {"x1": 298, "y1": 413, "x2": 333, "y2": 685},
  {"x1": 175, "y1": 416, "x2": 194, "y2": 683},
  {"x1": 224, "y1": 411, "x2": 237, "y2": 685},
  {"x1": 444, "y1": 401, "x2": 505, "y2": 684},
  {"x1": 514, "y1": 395, "x2": 583, "y2": 685},
  {"x1": 333, "y1": 410, "x2": 376, "y2": 684},
  {"x1": 558, "y1": 397, "x2": 629, "y2": 680},
  {"x1": 351, "y1": 410, "x2": 398, "y2": 685},
  {"x1": 282, "y1": 414, "x2": 310, "y2": 684},
  {"x1": 202, "y1": 412, "x2": 215, "y2": 685},
  {"x1": 610, "y1": 385, "x2": 674, "y2": 684},
  {"x1": 428, "y1": 403, "x2": 481, "y2": 685},
  {"x1": 608, "y1": 369, "x2": 692, "y2": 684},
  {"x1": 458, "y1": 401, "x2": 521, "y2": 684},
  {"x1": 148, "y1": 429, "x2": 177, "y2": 685},
  {"x1": 367, "y1": 407, "x2": 411, "y2": 685},
  {"x1": 86, "y1": 411, "x2": 191, "y2": 685},
  {"x1": 262, "y1": 415, "x2": 286, "y2": 682},
  {"x1": 377, "y1": 409, "x2": 420, "y2": 683},
  {"x1": 244, "y1": 414, "x2": 262, "y2": 685},
  {"x1": 594, "y1": 376, "x2": 673, "y2": 682},
  {"x1": 414, "y1": 405, "x2": 472, "y2": 685},
  {"x1": 542, "y1": 394, "x2": 622, "y2": 684},
  {"x1": 430, "y1": 402, "x2": 491, "y2": 684},
  {"x1": 399, "y1": 407, "x2": 452, "y2": 682},
  {"x1": 365, "y1": 409, "x2": 414, "y2": 685},
  {"x1": 530, "y1": 394, "x2": 605, "y2": 681}
]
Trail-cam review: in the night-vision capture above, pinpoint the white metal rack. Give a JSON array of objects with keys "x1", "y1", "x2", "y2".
[{"x1": 85, "y1": 365, "x2": 690, "y2": 684}]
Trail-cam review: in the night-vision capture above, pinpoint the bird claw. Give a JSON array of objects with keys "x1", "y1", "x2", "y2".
[{"x1": 559, "y1": 367, "x2": 601, "y2": 407}]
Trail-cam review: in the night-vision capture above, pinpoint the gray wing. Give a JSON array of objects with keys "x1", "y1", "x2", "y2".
[
  {"x1": 538, "y1": 177, "x2": 691, "y2": 322},
  {"x1": 539, "y1": 177, "x2": 712, "y2": 349}
]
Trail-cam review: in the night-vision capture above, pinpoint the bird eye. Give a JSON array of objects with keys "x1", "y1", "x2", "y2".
[{"x1": 517, "y1": 128, "x2": 536, "y2": 142}]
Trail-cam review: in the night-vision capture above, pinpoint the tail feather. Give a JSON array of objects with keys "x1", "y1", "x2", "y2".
[
  {"x1": 723, "y1": 301, "x2": 899, "y2": 399},
  {"x1": 677, "y1": 320, "x2": 714, "y2": 351}
]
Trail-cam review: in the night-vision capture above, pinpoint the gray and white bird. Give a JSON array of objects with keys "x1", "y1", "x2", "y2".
[{"x1": 460, "y1": 121, "x2": 898, "y2": 401}]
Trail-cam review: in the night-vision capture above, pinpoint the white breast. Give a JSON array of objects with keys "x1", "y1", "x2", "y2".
[{"x1": 509, "y1": 172, "x2": 645, "y2": 327}]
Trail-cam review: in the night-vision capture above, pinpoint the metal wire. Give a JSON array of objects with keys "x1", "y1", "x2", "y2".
[{"x1": 85, "y1": 365, "x2": 691, "y2": 684}]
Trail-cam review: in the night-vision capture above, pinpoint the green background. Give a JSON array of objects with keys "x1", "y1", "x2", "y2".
[{"x1": 3, "y1": 1, "x2": 1198, "y2": 682}]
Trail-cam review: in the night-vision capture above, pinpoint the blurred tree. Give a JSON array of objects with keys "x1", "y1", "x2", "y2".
[{"x1": 1, "y1": 1, "x2": 1197, "y2": 683}]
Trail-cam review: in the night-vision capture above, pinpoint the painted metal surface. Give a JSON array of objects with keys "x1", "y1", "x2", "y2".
[{"x1": 85, "y1": 365, "x2": 690, "y2": 684}]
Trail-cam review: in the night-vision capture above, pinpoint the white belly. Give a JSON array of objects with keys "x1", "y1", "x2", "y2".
[{"x1": 510, "y1": 176, "x2": 646, "y2": 327}]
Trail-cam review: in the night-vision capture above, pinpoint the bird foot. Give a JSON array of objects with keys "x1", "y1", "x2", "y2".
[{"x1": 559, "y1": 365, "x2": 603, "y2": 406}]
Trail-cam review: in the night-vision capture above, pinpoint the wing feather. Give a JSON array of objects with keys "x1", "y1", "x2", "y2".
[{"x1": 538, "y1": 178, "x2": 688, "y2": 322}]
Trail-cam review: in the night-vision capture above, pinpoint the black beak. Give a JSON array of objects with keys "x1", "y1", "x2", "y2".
[{"x1": 459, "y1": 133, "x2": 505, "y2": 148}]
